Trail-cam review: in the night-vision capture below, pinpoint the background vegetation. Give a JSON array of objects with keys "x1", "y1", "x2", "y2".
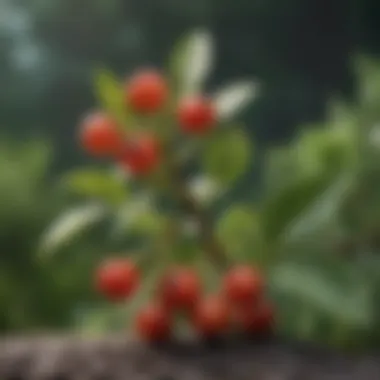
[{"x1": 2, "y1": 0, "x2": 380, "y2": 351}]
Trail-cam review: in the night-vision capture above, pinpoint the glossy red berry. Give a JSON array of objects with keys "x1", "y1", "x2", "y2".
[
  {"x1": 193, "y1": 295, "x2": 231, "y2": 338},
  {"x1": 159, "y1": 267, "x2": 202, "y2": 312},
  {"x1": 125, "y1": 70, "x2": 168, "y2": 113},
  {"x1": 177, "y1": 96, "x2": 216, "y2": 134},
  {"x1": 223, "y1": 266, "x2": 264, "y2": 307},
  {"x1": 79, "y1": 112, "x2": 124, "y2": 156},
  {"x1": 95, "y1": 258, "x2": 139, "y2": 301},
  {"x1": 119, "y1": 133, "x2": 160, "y2": 175},
  {"x1": 135, "y1": 303, "x2": 172, "y2": 342}
]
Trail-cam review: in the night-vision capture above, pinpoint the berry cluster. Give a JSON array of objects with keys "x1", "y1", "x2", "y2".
[
  {"x1": 78, "y1": 67, "x2": 274, "y2": 343},
  {"x1": 96, "y1": 259, "x2": 274, "y2": 342},
  {"x1": 80, "y1": 69, "x2": 216, "y2": 176}
]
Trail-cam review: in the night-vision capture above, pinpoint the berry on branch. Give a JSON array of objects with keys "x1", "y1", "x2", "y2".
[
  {"x1": 118, "y1": 133, "x2": 161, "y2": 175},
  {"x1": 76, "y1": 30, "x2": 274, "y2": 346},
  {"x1": 79, "y1": 112, "x2": 124, "y2": 157},
  {"x1": 158, "y1": 267, "x2": 202, "y2": 312},
  {"x1": 95, "y1": 258, "x2": 139, "y2": 301},
  {"x1": 193, "y1": 295, "x2": 231, "y2": 338},
  {"x1": 223, "y1": 265, "x2": 264, "y2": 307},
  {"x1": 177, "y1": 96, "x2": 216, "y2": 134},
  {"x1": 125, "y1": 70, "x2": 168, "y2": 113}
]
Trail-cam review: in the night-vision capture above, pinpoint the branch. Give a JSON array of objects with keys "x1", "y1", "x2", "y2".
[{"x1": 168, "y1": 157, "x2": 230, "y2": 270}]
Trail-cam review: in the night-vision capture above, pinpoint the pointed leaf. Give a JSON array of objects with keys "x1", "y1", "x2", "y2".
[
  {"x1": 169, "y1": 29, "x2": 214, "y2": 96},
  {"x1": 94, "y1": 68, "x2": 131, "y2": 126},
  {"x1": 262, "y1": 173, "x2": 334, "y2": 242},
  {"x1": 214, "y1": 81, "x2": 259, "y2": 121},
  {"x1": 271, "y1": 264, "x2": 372, "y2": 327},
  {"x1": 216, "y1": 205, "x2": 261, "y2": 261},
  {"x1": 62, "y1": 168, "x2": 127, "y2": 205},
  {"x1": 39, "y1": 203, "x2": 107, "y2": 257},
  {"x1": 285, "y1": 173, "x2": 353, "y2": 242},
  {"x1": 201, "y1": 128, "x2": 252, "y2": 185},
  {"x1": 111, "y1": 195, "x2": 165, "y2": 239}
]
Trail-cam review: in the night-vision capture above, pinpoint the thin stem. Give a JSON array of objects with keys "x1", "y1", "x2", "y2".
[{"x1": 164, "y1": 150, "x2": 230, "y2": 271}]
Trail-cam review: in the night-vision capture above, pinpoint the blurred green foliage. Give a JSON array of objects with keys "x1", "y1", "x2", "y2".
[{"x1": 0, "y1": 139, "x2": 109, "y2": 332}]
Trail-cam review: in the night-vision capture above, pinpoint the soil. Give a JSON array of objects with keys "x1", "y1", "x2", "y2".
[{"x1": 0, "y1": 335, "x2": 380, "y2": 380}]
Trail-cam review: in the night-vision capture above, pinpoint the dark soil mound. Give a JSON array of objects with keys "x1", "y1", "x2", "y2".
[{"x1": 0, "y1": 335, "x2": 379, "y2": 380}]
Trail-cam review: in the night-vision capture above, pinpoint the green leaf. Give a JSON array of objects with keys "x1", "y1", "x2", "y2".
[
  {"x1": 111, "y1": 195, "x2": 165, "y2": 239},
  {"x1": 169, "y1": 29, "x2": 214, "y2": 97},
  {"x1": 39, "y1": 203, "x2": 108, "y2": 257},
  {"x1": 262, "y1": 173, "x2": 334, "y2": 242},
  {"x1": 214, "y1": 81, "x2": 259, "y2": 121},
  {"x1": 295, "y1": 127, "x2": 356, "y2": 178},
  {"x1": 216, "y1": 205, "x2": 261, "y2": 261},
  {"x1": 285, "y1": 173, "x2": 353, "y2": 243},
  {"x1": 93, "y1": 68, "x2": 131, "y2": 126},
  {"x1": 201, "y1": 128, "x2": 252, "y2": 185},
  {"x1": 294, "y1": 128, "x2": 330, "y2": 178},
  {"x1": 62, "y1": 168, "x2": 127, "y2": 205},
  {"x1": 263, "y1": 146, "x2": 299, "y2": 197},
  {"x1": 271, "y1": 263, "x2": 373, "y2": 328},
  {"x1": 131, "y1": 209, "x2": 166, "y2": 236}
]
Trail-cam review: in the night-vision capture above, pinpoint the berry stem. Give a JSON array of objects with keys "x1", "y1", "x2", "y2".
[
  {"x1": 164, "y1": 151, "x2": 230, "y2": 271},
  {"x1": 177, "y1": 181, "x2": 229, "y2": 270}
]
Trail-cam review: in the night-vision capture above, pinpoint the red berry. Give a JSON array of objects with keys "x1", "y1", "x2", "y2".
[
  {"x1": 193, "y1": 295, "x2": 231, "y2": 338},
  {"x1": 119, "y1": 133, "x2": 160, "y2": 175},
  {"x1": 79, "y1": 112, "x2": 124, "y2": 156},
  {"x1": 159, "y1": 267, "x2": 202, "y2": 312},
  {"x1": 177, "y1": 96, "x2": 216, "y2": 134},
  {"x1": 95, "y1": 258, "x2": 139, "y2": 301},
  {"x1": 135, "y1": 303, "x2": 172, "y2": 342},
  {"x1": 125, "y1": 70, "x2": 168, "y2": 113},
  {"x1": 236, "y1": 302, "x2": 274, "y2": 335},
  {"x1": 223, "y1": 266, "x2": 264, "y2": 307}
]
